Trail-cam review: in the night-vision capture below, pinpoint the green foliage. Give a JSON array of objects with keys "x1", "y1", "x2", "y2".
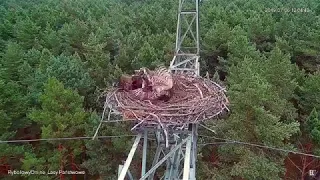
[
  {"x1": 0, "y1": 80, "x2": 30, "y2": 130},
  {"x1": 24, "y1": 78, "x2": 88, "y2": 179},
  {"x1": 29, "y1": 78, "x2": 87, "y2": 139},
  {"x1": 82, "y1": 112, "x2": 133, "y2": 179},
  {"x1": 0, "y1": 133, "x2": 30, "y2": 157},
  {"x1": 217, "y1": 46, "x2": 300, "y2": 179},
  {"x1": 306, "y1": 109, "x2": 320, "y2": 144},
  {"x1": 38, "y1": 53, "x2": 94, "y2": 94},
  {"x1": 0, "y1": 42, "x2": 25, "y2": 81},
  {"x1": 82, "y1": 32, "x2": 114, "y2": 87},
  {"x1": 299, "y1": 71, "x2": 320, "y2": 114},
  {"x1": 263, "y1": 47, "x2": 298, "y2": 100},
  {"x1": 230, "y1": 151, "x2": 283, "y2": 180},
  {"x1": 21, "y1": 152, "x2": 46, "y2": 170},
  {"x1": 14, "y1": 16, "x2": 41, "y2": 49}
]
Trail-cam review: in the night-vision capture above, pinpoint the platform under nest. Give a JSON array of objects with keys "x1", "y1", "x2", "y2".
[{"x1": 103, "y1": 67, "x2": 229, "y2": 129}]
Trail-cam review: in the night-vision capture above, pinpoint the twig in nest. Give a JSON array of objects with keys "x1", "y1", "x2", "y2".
[
  {"x1": 211, "y1": 81, "x2": 226, "y2": 92},
  {"x1": 127, "y1": 109, "x2": 142, "y2": 121},
  {"x1": 160, "y1": 112, "x2": 198, "y2": 117},
  {"x1": 179, "y1": 81, "x2": 192, "y2": 89},
  {"x1": 114, "y1": 93, "x2": 124, "y2": 108},
  {"x1": 131, "y1": 120, "x2": 145, "y2": 131},
  {"x1": 145, "y1": 100, "x2": 156, "y2": 108},
  {"x1": 149, "y1": 113, "x2": 169, "y2": 147},
  {"x1": 194, "y1": 108, "x2": 208, "y2": 122},
  {"x1": 223, "y1": 104, "x2": 230, "y2": 112},
  {"x1": 194, "y1": 84, "x2": 203, "y2": 99}
]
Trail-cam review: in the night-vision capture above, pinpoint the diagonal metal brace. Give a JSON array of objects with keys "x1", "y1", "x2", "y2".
[
  {"x1": 139, "y1": 137, "x2": 190, "y2": 180},
  {"x1": 118, "y1": 134, "x2": 142, "y2": 180}
]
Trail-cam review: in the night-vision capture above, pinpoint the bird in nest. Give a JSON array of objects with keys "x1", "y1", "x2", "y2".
[{"x1": 119, "y1": 67, "x2": 173, "y2": 102}]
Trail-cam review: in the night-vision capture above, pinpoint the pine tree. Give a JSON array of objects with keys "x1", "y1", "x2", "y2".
[
  {"x1": 306, "y1": 109, "x2": 320, "y2": 144},
  {"x1": 82, "y1": 112, "x2": 134, "y2": 179},
  {"x1": 299, "y1": 71, "x2": 320, "y2": 115},
  {"x1": 25, "y1": 78, "x2": 88, "y2": 179},
  {"x1": 214, "y1": 46, "x2": 300, "y2": 179}
]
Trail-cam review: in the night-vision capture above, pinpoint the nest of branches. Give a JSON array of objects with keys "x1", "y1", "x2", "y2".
[{"x1": 104, "y1": 67, "x2": 229, "y2": 129}]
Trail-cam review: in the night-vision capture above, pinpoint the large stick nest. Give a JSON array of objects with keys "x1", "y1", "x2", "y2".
[{"x1": 104, "y1": 67, "x2": 229, "y2": 128}]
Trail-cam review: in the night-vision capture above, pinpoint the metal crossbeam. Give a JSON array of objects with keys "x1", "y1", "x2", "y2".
[{"x1": 141, "y1": 130, "x2": 148, "y2": 176}]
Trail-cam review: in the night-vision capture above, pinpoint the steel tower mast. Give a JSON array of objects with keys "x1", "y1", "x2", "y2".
[
  {"x1": 170, "y1": 0, "x2": 200, "y2": 76},
  {"x1": 93, "y1": 0, "x2": 201, "y2": 179}
]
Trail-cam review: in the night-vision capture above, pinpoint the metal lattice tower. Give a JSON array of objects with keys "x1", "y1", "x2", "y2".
[
  {"x1": 93, "y1": 0, "x2": 201, "y2": 179},
  {"x1": 170, "y1": 0, "x2": 200, "y2": 76}
]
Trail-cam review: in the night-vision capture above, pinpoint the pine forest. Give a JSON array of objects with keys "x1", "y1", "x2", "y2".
[{"x1": 0, "y1": 0, "x2": 320, "y2": 179}]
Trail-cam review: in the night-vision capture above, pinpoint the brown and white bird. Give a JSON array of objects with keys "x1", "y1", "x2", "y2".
[
  {"x1": 140, "y1": 66, "x2": 173, "y2": 101},
  {"x1": 119, "y1": 75, "x2": 133, "y2": 91},
  {"x1": 122, "y1": 67, "x2": 173, "y2": 102}
]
